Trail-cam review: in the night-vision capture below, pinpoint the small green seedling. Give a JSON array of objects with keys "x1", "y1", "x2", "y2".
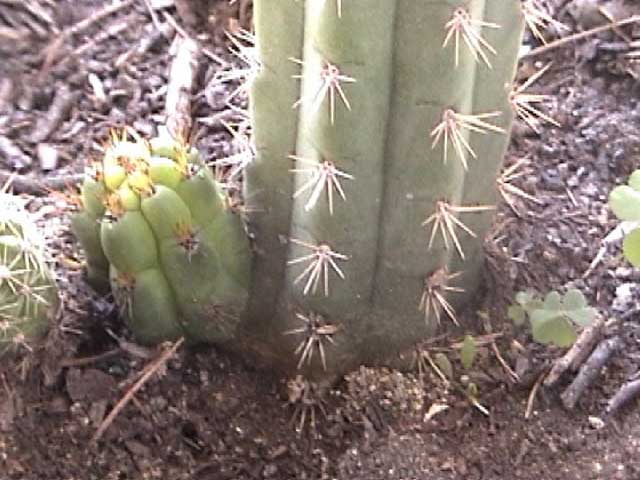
[
  {"x1": 508, "y1": 289, "x2": 597, "y2": 347},
  {"x1": 434, "y1": 352, "x2": 453, "y2": 383},
  {"x1": 431, "y1": 338, "x2": 487, "y2": 415},
  {"x1": 459, "y1": 334, "x2": 477, "y2": 370},
  {"x1": 457, "y1": 335, "x2": 486, "y2": 414},
  {"x1": 609, "y1": 169, "x2": 640, "y2": 266}
]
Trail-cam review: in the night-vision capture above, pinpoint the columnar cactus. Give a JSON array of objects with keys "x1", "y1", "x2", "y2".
[
  {"x1": 74, "y1": 1, "x2": 536, "y2": 378},
  {"x1": 242, "y1": 0, "x2": 525, "y2": 376},
  {"x1": 0, "y1": 191, "x2": 57, "y2": 355}
]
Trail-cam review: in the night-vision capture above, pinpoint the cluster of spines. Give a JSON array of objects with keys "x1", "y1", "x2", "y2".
[
  {"x1": 215, "y1": 0, "x2": 561, "y2": 371},
  {"x1": 0, "y1": 192, "x2": 56, "y2": 354}
]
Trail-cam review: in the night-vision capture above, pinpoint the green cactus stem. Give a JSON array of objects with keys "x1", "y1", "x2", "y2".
[
  {"x1": 72, "y1": 129, "x2": 251, "y2": 345},
  {"x1": 0, "y1": 191, "x2": 57, "y2": 355},
  {"x1": 240, "y1": 0, "x2": 526, "y2": 377}
]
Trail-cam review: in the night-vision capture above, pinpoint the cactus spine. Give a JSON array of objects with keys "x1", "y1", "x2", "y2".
[
  {"x1": 0, "y1": 191, "x2": 57, "y2": 355},
  {"x1": 74, "y1": 1, "x2": 528, "y2": 378}
]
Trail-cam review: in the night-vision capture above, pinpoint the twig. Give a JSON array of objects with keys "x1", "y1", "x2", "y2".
[
  {"x1": 165, "y1": 34, "x2": 200, "y2": 141},
  {"x1": 0, "y1": 26, "x2": 28, "y2": 42},
  {"x1": 468, "y1": 394, "x2": 490, "y2": 417},
  {"x1": 67, "y1": 0, "x2": 134, "y2": 37},
  {"x1": 115, "y1": 22, "x2": 174, "y2": 68},
  {"x1": 0, "y1": 171, "x2": 84, "y2": 195},
  {"x1": 525, "y1": 371, "x2": 546, "y2": 419},
  {"x1": 479, "y1": 313, "x2": 518, "y2": 382},
  {"x1": 162, "y1": 11, "x2": 190, "y2": 43},
  {"x1": 163, "y1": 11, "x2": 227, "y2": 66},
  {"x1": 32, "y1": 85, "x2": 77, "y2": 143},
  {"x1": 70, "y1": 17, "x2": 135, "y2": 59},
  {"x1": 449, "y1": 332, "x2": 504, "y2": 350},
  {"x1": 560, "y1": 336, "x2": 622, "y2": 410},
  {"x1": 105, "y1": 328, "x2": 154, "y2": 360},
  {"x1": 0, "y1": 0, "x2": 57, "y2": 34},
  {"x1": 605, "y1": 377, "x2": 640, "y2": 417},
  {"x1": 91, "y1": 337, "x2": 184, "y2": 443},
  {"x1": 544, "y1": 315, "x2": 605, "y2": 387},
  {"x1": 39, "y1": 0, "x2": 135, "y2": 78},
  {"x1": 491, "y1": 340, "x2": 519, "y2": 383},
  {"x1": 174, "y1": 0, "x2": 199, "y2": 28},
  {"x1": 523, "y1": 15, "x2": 640, "y2": 58},
  {"x1": 0, "y1": 74, "x2": 15, "y2": 106},
  {"x1": 584, "y1": 223, "x2": 638, "y2": 278},
  {"x1": 1, "y1": 372, "x2": 10, "y2": 396},
  {"x1": 0, "y1": 136, "x2": 32, "y2": 170},
  {"x1": 141, "y1": 0, "x2": 162, "y2": 31},
  {"x1": 59, "y1": 348, "x2": 121, "y2": 368},
  {"x1": 198, "y1": 108, "x2": 245, "y2": 128},
  {"x1": 598, "y1": 6, "x2": 633, "y2": 43},
  {"x1": 425, "y1": 351, "x2": 450, "y2": 386}
]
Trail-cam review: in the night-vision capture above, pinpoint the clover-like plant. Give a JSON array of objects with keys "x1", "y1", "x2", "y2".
[
  {"x1": 609, "y1": 170, "x2": 640, "y2": 266},
  {"x1": 459, "y1": 334, "x2": 477, "y2": 370},
  {"x1": 508, "y1": 289, "x2": 597, "y2": 347}
]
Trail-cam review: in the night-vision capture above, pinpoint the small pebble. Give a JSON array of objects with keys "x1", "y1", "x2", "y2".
[{"x1": 37, "y1": 143, "x2": 58, "y2": 171}]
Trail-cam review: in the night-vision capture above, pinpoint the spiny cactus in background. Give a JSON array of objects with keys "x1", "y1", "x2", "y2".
[
  {"x1": 609, "y1": 170, "x2": 640, "y2": 266},
  {"x1": 0, "y1": 188, "x2": 57, "y2": 355},
  {"x1": 72, "y1": 129, "x2": 251, "y2": 345},
  {"x1": 74, "y1": 1, "x2": 561, "y2": 379}
]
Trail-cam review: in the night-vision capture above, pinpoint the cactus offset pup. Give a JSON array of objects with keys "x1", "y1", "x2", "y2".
[{"x1": 72, "y1": 129, "x2": 250, "y2": 345}]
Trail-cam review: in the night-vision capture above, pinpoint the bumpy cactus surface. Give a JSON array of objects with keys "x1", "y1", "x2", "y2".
[
  {"x1": 75, "y1": 1, "x2": 529, "y2": 378},
  {"x1": 72, "y1": 130, "x2": 250, "y2": 344},
  {"x1": 0, "y1": 192, "x2": 56, "y2": 355}
]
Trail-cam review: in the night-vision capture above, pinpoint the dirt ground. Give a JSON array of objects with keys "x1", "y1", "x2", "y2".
[{"x1": 1, "y1": 1, "x2": 640, "y2": 479}]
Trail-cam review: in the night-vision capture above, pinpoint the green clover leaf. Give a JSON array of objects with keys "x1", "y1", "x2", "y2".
[{"x1": 509, "y1": 289, "x2": 596, "y2": 348}]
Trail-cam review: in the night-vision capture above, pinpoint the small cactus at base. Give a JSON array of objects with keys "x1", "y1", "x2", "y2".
[
  {"x1": 72, "y1": 129, "x2": 251, "y2": 345},
  {"x1": 0, "y1": 191, "x2": 57, "y2": 355}
]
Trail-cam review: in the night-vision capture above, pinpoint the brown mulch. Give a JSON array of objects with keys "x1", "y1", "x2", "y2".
[{"x1": 2, "y1": 1, "x2": 640, "y2": 479}]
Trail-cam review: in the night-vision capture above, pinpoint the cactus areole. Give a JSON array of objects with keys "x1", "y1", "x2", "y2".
[
  {"x1": 73, "y1": 1, "x2": 526, "y2": 379},
  {"x1": 0, "y1": 193, "x2": 57, "y2": 355}
]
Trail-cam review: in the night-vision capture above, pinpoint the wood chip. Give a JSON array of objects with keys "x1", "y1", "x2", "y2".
[
  {"x1": 165, "y1": 35, "x2": 200, "y2": 140},
  {"x1": 36, "y1": 143, "x2": 59, "y2": 171},
  {"x1": 605, "y1": 378, "x2": 640, "y2": 416},
  {"x1": 544, "y1": 315, "x2": 605, "y2": 387},
  {"x1": 32, "y1": 85, "x2": 77, "y2": 143},
  {"x1": 561, "y1": 336, "x2": 622, "y2": 410},
  {"x1": 0, "y1": 135, "x2": 32, "y2": 170}
]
